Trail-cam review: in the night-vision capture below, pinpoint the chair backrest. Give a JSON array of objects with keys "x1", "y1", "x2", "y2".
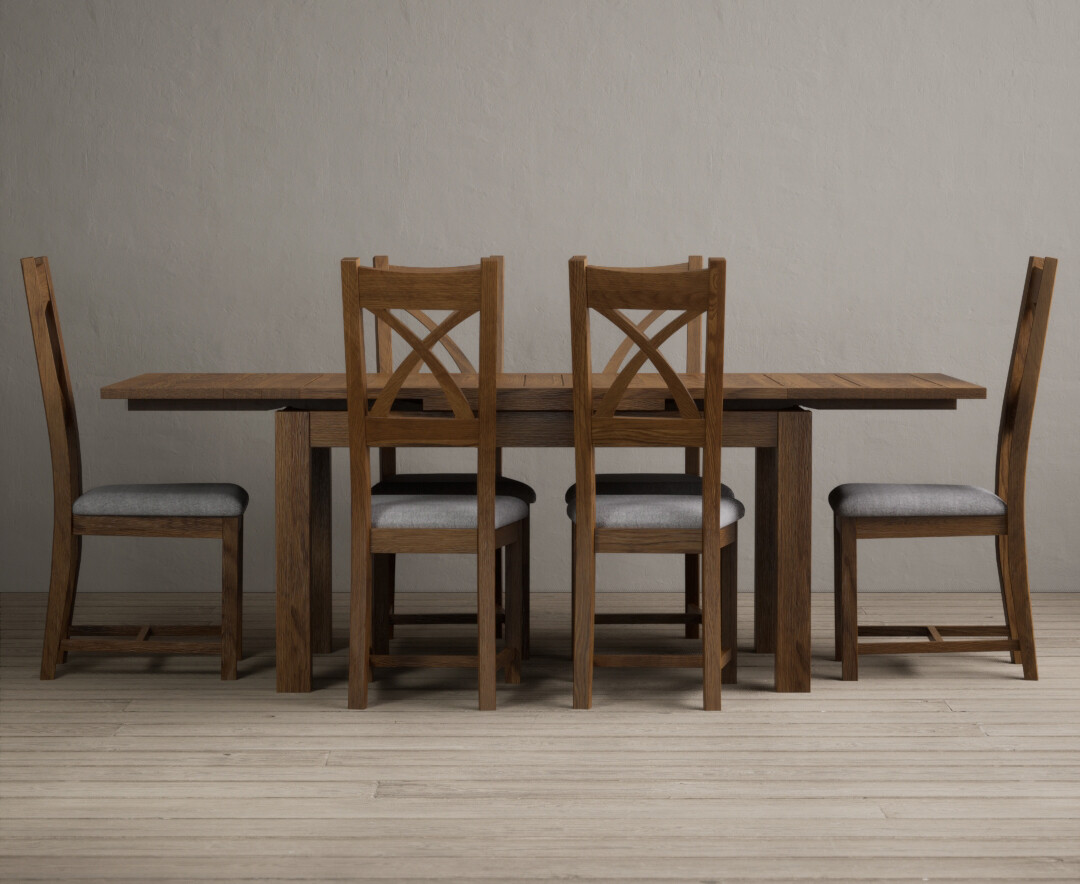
[
  {"x1": 569, "y1": 256, "x2": 727, "y2": 525},
  {"x1": 995, "y1": 256, "x2": 1058, "y2": 515},
  {"x1": 22, "y1": 256, "x2": 83, "y2": 520},
  {"x1": 370, "y1": 255, "x2": 504, "y2": 479},
  {"x1": 341, "y1": 256, "x2": 501, "y2": 532}
]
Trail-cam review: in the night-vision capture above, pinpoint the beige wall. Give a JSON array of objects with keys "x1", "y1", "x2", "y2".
[{"x1": 2, "y1": 0, "x2": 1077, "y2": 597}]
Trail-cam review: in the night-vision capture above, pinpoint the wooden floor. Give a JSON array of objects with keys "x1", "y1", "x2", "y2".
[{"x1": 1, "y1": 590, "x2": 1079, "y2": 883}]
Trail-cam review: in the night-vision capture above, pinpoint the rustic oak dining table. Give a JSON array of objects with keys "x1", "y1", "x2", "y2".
[{"x1": 101, "y1": 371, "x2": 986, "y2": 695}]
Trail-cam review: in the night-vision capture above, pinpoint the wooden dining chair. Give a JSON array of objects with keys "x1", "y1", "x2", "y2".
[
  {"x1": 366, "y1": 256, "x2": 535, "y2": 656},
  {"x1": 830, "y1": 256, "x2": 1058, "y2": 680},
  {"x1": 564, "y1": 257, "x2": 737, "y2": 641},
  {"x1": 567, "y1": 256, "x2": 743, "y2": 710},
  {"x1": 22, "y1": 257, "x2": 247, "y2": 681},
  {"x1": 341, "y1": 256, "x2": 528, "y2": 710}
]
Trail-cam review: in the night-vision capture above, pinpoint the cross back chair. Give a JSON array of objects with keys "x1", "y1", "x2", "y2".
[
  {"x1": 830, "y1": 256, "x2": 1058, "y2": 680},
  {"x1": 565, "y1": 257, "x2": 735, "y2": 641},
  {"x1": 568, "y1": 257, "x2": 743, "y2": 711},
  {"x1": 341, "y1": 256, "x2": 528, "y2": 710},
  {"x1": 367, "y1": 256, "x2": 535, "y2": 655},
  {"x1": 22, "y1": 257, "x2": 246, "y2": 680}
]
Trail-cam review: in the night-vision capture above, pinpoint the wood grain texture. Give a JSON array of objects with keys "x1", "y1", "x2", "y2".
[
  {"x1": 774, "y1": 409, "x2": 812, "y2": 693},
  {"x1": 569, "y1": 256, "x2": 596, "y2": 710},
  {"x1": 71, "y1": 516, "x2": 224, "y2": 539},
  {"x1": 275, "y1": 410, "x2": 315, "y2": 694},
  {"x1": 101, "y1": 371, "x2": 987, "y2": 407},
  {"x1": 308, "y1": 409, "x2": 778, "y2": 449},
  {"x1": 854, "y1": 515, "x2": 1007, "y2": 539}
]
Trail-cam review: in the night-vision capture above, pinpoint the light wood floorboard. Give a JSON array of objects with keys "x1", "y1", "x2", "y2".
[{"x1": 1, "y1": 590, "x2": 1079, "y2": 881}]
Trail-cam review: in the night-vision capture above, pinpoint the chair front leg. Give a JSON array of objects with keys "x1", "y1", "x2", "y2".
[
  {"x1": 720, "y1": 528, "x2": 737, "y2": 685},
  {"x1": 833, "y1": 519, "x2": 843, "y2": 663},
  {"x1": 348, "y1": 551, "x2": 374, "y2": 709},
  {"x1": 684, "y1": 553, "x2": 700, "y2": 639},
  {"x1": 702, "y1": 532, "x2": 723, "y2": 711},
  {"x1": 477, "y1": 533, "x2": 498, "y2": 711},
  {"x1": 521, "y1": 515, "x2": 531, "y2": 659},
  {"x1": 837, "y1": 518, "x2": 859, "y2": 681},
  {"x1": 494, "y1": 548, "x2": 504, "y2": 639},
  {"x1": 372, "y1": 554, "x2": 392, "y2": 655},
  {"x1": 572, "y1": 523, "x2": 595, "y2": 709},
  {"x1": 220, "y1": 517, "x2": 243, "y2": 680},
  {"x1": 504, "y1": 529, "x2": 524, "y2": 685}
]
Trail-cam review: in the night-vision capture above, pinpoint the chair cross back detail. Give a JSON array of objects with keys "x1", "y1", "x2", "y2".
[
  {"x1": 995, "y1": 256, "x2": 1058, "y2": 514},
  {"x1": 571, "y1": 257, "x2": 725, "y2": 452},
  {"x1": 21, "y1": 257, "x2": 83, "y2": 514},
  {"x1": 371, "y1": 255, "x2": 500, "y2": 377},
  {"x1": 341, "y1": 258, "x2": 500, "y2": 452},
  {"x1": 600, "y1": 256, "x2": 704, "y2": 377},
  {"x1": 368, "y1": 255, "x2": 503, "y2": 478}
]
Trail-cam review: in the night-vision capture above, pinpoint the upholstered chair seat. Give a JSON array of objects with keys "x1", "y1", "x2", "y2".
[
  {"x1": 568, "y1": 494, "x2": 744, "y2": 530},
  {"x1": 371, "y1": 495, "x2": 529, "y2": 530},
  {"x1": 828, "y1": 483, "x2": 1005, "y2": 520},
  {"x1": 73, "y1": 484, "x2": 249, "y2": 518}
]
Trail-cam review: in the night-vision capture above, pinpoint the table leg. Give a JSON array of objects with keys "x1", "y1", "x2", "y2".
[
  {"x1": 276, "y1": 410, "x2": 316, "y2": 692},
  {"x1": 774, "y1": 408, "x2": 812, "y2": 692}
]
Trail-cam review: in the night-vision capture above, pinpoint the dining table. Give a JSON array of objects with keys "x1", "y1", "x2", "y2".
[{"x1": 100, "y1": 370, "x2": 986, "y2": 694}]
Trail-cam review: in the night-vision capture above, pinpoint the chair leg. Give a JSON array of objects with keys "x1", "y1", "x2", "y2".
[
  {"x1": 684, "y1": 553, "x2": 700, "y2": 639},
  {"x1": 494, "y1": 548, "x2": 504, "y2": 639},
  {"x1": 996, "y1": 535, "x2": 1022, "y2": 665},
  {"x1": 477, "y1": 532, "x2": 498, "y2": 711},
  {"x1": 40, "y1": 527, "x2": 79, "y2": 680},
  {"x1": 572, "y1": 523, "x2": 595, "y2": 709},
  {"x1": 348, "y1": 551, "x2": 374, "y2": 709},
  {"x1": 59, "y1": 535, "x2": 81, "y2": 665},
  {"x1": 838, "y1": 518, "x2": 859, "y2": 681},
  {"x1": 720, "y1": 530, "x2": 737, "y2": 685},
  {"x1": 1005, "y1": 527, "x2": 1038, "y2": 680},
  {"x1": 833, "y1": 520, "x2": 843, "y2": 663},
  {"x1": 372, "y1": 554, "x2": 392, "y2": 655},
  {"x1": 385, "y1": 553, "x2": 396, "y2": 639},
  {"x1": 220, "y1": 517, "x2": 243, "y2": 680},
  {"x1": 701, "y1": 530, "x2": 723, "y2": 711},
  {"x1": 570, "y1": 528, "x2": 576, "y2": 665},
  {"x1": 521, "y1": 515, "x2": 531, "y2": 660},
  {"x1": 504, "y1": 531, "x2": 524, "y2": 685}
]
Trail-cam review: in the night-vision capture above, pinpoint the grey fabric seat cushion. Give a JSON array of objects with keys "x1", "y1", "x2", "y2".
[
  {"x1": 372, "y1": 472, "x2": 536, "y2": 504},
  {"x1": 565, "y1": 473, "x2": 733, "y2": 503},
  {"x1": 828, "y1": 483, "x2": 1006, "y2": 519},
  {"x1": 73, "y1": 484, "x2": 249, "y2": 518},
  {"x1": 567, "y1": 494, "x2": 745, "y2": 530},
  {"x1": 371, "y1": 495, "x2": 529, "y2": 530}
]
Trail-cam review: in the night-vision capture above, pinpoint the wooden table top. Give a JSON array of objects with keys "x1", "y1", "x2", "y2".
[{"x1": 102, "y1": 372, "x2": 986, "y2": 411}]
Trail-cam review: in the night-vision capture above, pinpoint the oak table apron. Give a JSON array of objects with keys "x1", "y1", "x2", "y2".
[{"x1": 101, "y1": 372, "x2": 986, "y2": 694}]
